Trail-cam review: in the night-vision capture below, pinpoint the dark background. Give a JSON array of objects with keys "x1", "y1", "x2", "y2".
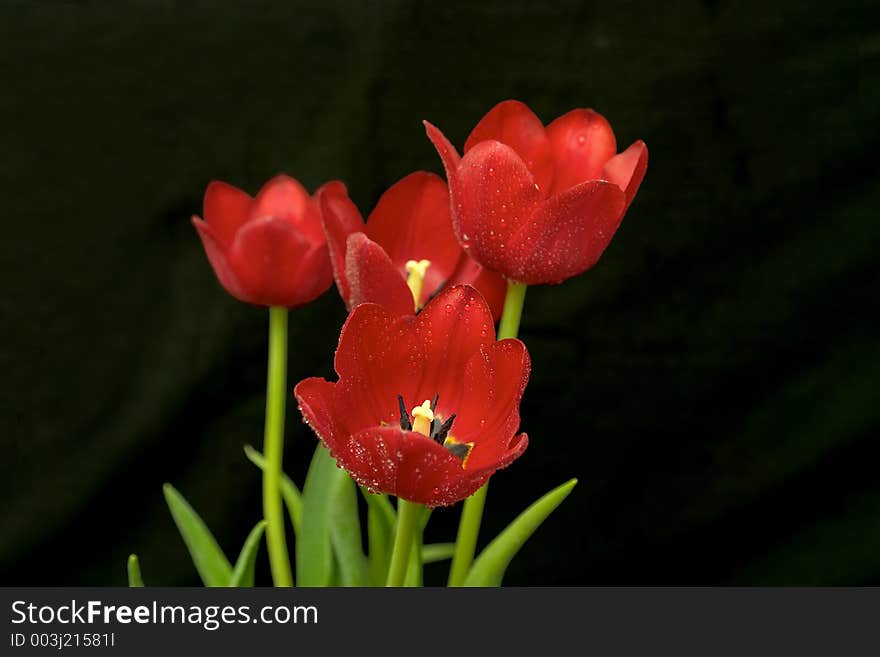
[{"x1": 1, "y1": 0, "x2": 875, "y2": 586}]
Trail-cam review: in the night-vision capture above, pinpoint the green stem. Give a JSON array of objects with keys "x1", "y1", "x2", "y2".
[
  {"x1": 448, "y1": 279, "x2": 527, "y2": 586},
  {"x1": 386, "y1": 499, "x2": 422, "y2": 587},
  {"x1": 263, "y1": 306, "x2": 293, "y2": 587},
  {"x1": 497, "y1": 279, "x2": 527, "y2": 341}
]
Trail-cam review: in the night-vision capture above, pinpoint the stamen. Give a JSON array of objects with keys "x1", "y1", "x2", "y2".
[
  {"x1": 431, "y1": 393, "x2": 439, "y2": 411},
  {"x1": 405, "y1": 259, "x2": 431, "y2": 311},
  {"x1": 433, "y1": 413, "x2": 456, "y2": 443},
  {"x1": 397, "y1": 395, "x2": 412, "y2": 431},
  {"x1": 411, "y1": 399, "x2": 434, "y2": 437},
  {"x1": 443, "y1": 436, "x2": 474, "y2": 467}
]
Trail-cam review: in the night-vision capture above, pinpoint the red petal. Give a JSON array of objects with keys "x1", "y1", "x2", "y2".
[
  {"x1": 450, "y1": 140, "x2": 543, "y2": 280},
  {"x1": 227, "y1": 216, "x2": 313, "y2": 307},
  {"x1": 412, "y1": 285, "x2": 495, "y2": 416},
  {"x1": 202, "y1": 181, "x2": 253, "y2": 247},
  {"x1": 250, "y1": 174, "x2": 325, "y2": 247},
  {"x1": 446, "y1": 254, "x2": 507, "y2": 322},
  {"x1": 334, "y1": 425, "x2": 490, "y2": 506},
  {"x1": 333, "y1": 301, "x2": 420, "y2": 434},
  {"x1": 545, "y1": 109, "x2": 617, "y2": 196},
  {"x1": 292, "y1": 243, "x2": 335, "y2": 306},
  {"x1": 464, "y1": 100, "x2": 554, "y2": 195},
  {"x1": 602, "y1": 140, "x2": 648, "y2": 211},
  {"x1": 455, "y1": 339, "x2": 531, "y2": 470},
  {"x1": 334, "y1": 424, "x2": 527, "y2": 506},
  {"x1": 344, "y1": 233, "x2": 415, "y2": 316},
  {"x1": 508, "y1": 180, "x2": 627, "y2": 284},
  {"x1": 364, "y1": 172, "x2": 461, "y2": 303},
  {"x1": 191, "y1": 216, "x2": 248, "y2": 302},
  {"x1": 293, "y1": 377, "x2": 340, "y2": 448},
  {"x1": 318, "y1": 181, "x2": 364, "y2": 306},
  {"x1": 423, "y1": 120, "x2": 461, "y2": 174}
]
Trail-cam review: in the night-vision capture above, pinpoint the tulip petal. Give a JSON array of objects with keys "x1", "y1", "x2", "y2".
[
  {"x1": 333, "y1": 301, "x2": 420, "y2": 433},
  {"x1": 364, "y1": 172, "x2": 461, "y2": 302},
  {"x1": 546, "y1": 108, "x2": 617, "y2": 196},
  {"x1": 191, "y1": 216, "x2": 248, "y2": 302},
  {"x1": 227, "y1": 216, "x2": 312, "y2": 307},
  {"x1": 506, "y1": 180, "x2": 627, "y2": 284},
  {"x1": 318, "y1": 181, "x2": 365, "y2": 306},
  {"x1": 251, "y1": 174, "x2": 325, "y2": 246},
  {"x1": 464, "y1": 100, "x2": 554, "y2": 194},
  {"x1": 424, "y1": 120, "x2": 461, "y2": 174},
  {"x1": 202, "y1": 181, "x2": 253, "y2": 247},
  {"x1": 292, "y1": 242, "x2": 335, "y2": 306},
  {"x1": 446, "y1": 254, "x2": 507, "y2": 322},
  {"x1": 455, "y1": 339, "x2": 530, "y2": 469},
  {"x1": 412, "y1": 285, "x2": 495, "y2": 416},
  {"x1": 602, "y1": 140, "x2": 649, "y2": 210},
  {"x1": 448, "y1": 140, "x2": 543, "y2": 280},
  {"x1": 335, "y1": 425, "x2": 490, "y2": 507},
  {"x1": 294, "y1": 377, "x2": 340, "y2": 449},
  {"x1": 345, "y1": 233, "x2": 415, "y2": 317}
]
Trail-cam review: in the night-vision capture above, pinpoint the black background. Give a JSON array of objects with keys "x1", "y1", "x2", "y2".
[{"x1": 1, "y1": 0, "x2": 875, "y2": 585}]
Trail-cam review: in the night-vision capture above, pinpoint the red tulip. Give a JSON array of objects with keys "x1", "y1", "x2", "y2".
[
  {"x1": 319, "y1": 172, "x2": 507, "y2": 319},
  {"x1": 425, "y1": 100, "x2": 648, "y2": 285},
  {"x1": 294, "y1": 285, "x2": 529, "y2": 507},
  {"x1": 192, "y1": 174, "x2": 334, "y2": 307}
]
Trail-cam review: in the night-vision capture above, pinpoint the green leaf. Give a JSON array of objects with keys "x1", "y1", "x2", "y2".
[
  {"x1": 296, "y1": 443, "x2": 345, "y2": 587},
  {"x1": 163, "y1": 483, "x2": 233, "y2": 587},
  {"x1": 463, "y1": 479, "x2": 577, "y2": 587},
  {"x1": 127, "y1": 554, "x2": 144, "y2": 587},
  {"x1": 361, "y1": 487, "x2": 396, "y2": 528},
  {"x1": 423, "y1": 543, "x2": 455, "y2": 564},
  {"x1": 330, "y1": 474, "x2": 369, "y2": 586},
  {"x1": 243, "y1": 444, "x2": 302, "y2": 536},
  {"x1": 229, "y1": 521, "x2": 266, "y2": 587},
  {"x1": 362, "y1": 489, "x2": 396, "y2": 586}
]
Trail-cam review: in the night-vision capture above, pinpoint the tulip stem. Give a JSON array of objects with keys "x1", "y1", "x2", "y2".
[
  {"x1": 448, "y1": 279, "x2": 527, "y2": 586},
  {"x1": 386, "y1": 499, "x2": 422, "y2": 587},
  {"x1": 497, "y1": 279, "x2": 528, "y2": 340},
  {"x1": 263, "y1": 306, "x2": 294, "y2": 587}
]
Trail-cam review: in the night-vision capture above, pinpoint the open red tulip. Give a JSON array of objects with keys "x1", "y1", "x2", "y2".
[
  {"x1": 192, "y1": 174, "x2": 334, "y2": 307},
  {"x1": 294, "y1": 285, "x2": 529, "y2": 507},
  {"x1": 425, "y1": 100, "x2": 648, "y2": 285},
  {"x1": 318, "y1": 172, "x2": 506, "y2": 319}
]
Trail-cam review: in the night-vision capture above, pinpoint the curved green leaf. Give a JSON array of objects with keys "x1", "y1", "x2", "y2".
[
  {"x1": 296, "y1": 444, "x2": 344, "y2": 587},
  {"x1": 361, "y1": 489, "x2": 397, "y2": 585},
  {"x1": 229, "y1": 520, "x2": 266, "y2": 587},
  {"x1": 423, "y1": 543, "x2": 455, "y2": 564},
  {"x1": 366, "y1": 500, "x2": 392, "y2": 586},
  {"x1": 463, "y1": 479, "x2": 577, "y2": 587},
  {"x1": 361, "y1": 488, "x2": 396, "y2": 527},
  {"x1": 243, "y1": 444, "x2": 302, "y2": 536},
  {"x1": 163, "y1": 483, "x2": 233, "y2": 587},
  {"x1": 330, "y1": 475, "x2": 369, "y2": 586},
  {"x1": 127, "y1": 554, "x2": 144, "y2": 587}
]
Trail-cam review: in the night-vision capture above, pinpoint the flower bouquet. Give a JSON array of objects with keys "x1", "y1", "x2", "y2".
[{"x1": 131, "y1": 100, "x2": 647, "y2": 587}]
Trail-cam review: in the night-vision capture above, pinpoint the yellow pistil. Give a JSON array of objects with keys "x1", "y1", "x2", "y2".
[
  {"x1": 410, "y1": 399, "x2": 434, "y2": 437},
  {"x1": 405, "y1": 259, "x2": 431, "y2": 310}
]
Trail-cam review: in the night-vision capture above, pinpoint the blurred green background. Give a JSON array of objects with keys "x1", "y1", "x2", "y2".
[{"x1": 0, "y1": 0, "x2": 875, "y2": 585}]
